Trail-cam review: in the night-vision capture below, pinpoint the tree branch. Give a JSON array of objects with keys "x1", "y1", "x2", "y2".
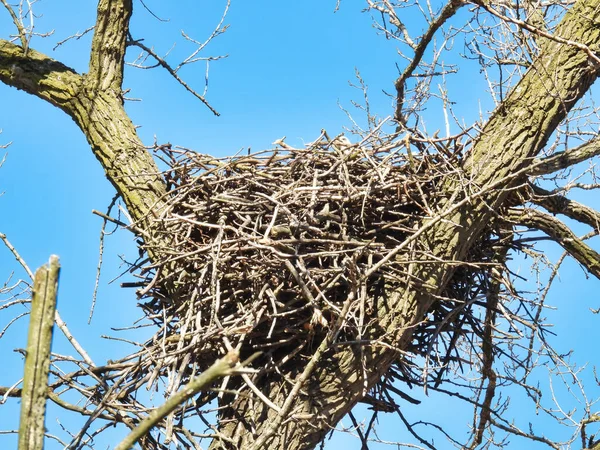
[
  {"x1": 88, "y1": 0, "x2": 132, "y2": 91},
  {"x1": 530, "y1": 137, "x2": 600, "y2": 175},
  {"x1": 1, "y1": 0, "x2": 28, "y2": 51},
  {"x1": 19, "y1": 256, "x2": 60, "y2": 450},
  {"x1": 529, "y1": 184, "x2": 600, "y2": 231},
  {"x1": 127, "y1": 37, "x2": 220, "y2": 116},
  {"x1": 507, "y1": 207, "x2": 600, "y2": 279},
  {"x1": 394, "y1": 0, "x2": 464, "y2": 124},
  {"x1": 115, "y1": 351, "x2": 239, "y2": 450},
  {"x1": 0, "y1": 10, "x2": 167, "y2": 225},
  {"x1": 0, "y1": 39, "x2": 81, "y2": 109}
]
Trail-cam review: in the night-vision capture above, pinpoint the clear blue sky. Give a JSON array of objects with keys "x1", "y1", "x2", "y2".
[{"x1": 1, "y1": 1, "x2": 599, "y2": 448}]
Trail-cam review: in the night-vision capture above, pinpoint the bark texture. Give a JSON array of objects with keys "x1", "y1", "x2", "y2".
[
  {"x1": 1, "y1": 0, "x2": 600, "y2": 449},
  {"x1": 0, "y1": 1, "x2": 166, "y2": 224},
  {"x1": 212, "y1": 1, "x2": 600, "y2": 448}
]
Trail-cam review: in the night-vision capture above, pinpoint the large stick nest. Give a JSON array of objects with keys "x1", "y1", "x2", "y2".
[{"x1": 133, "y1": 132, "x2": 501, "y2": 403}]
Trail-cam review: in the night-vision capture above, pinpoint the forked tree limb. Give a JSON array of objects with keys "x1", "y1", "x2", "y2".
[
  {"x1": 213, "y1": 1, "x2": 600, "y2": 448},
  {"x1": 2, "y1": 0, "x2": 600, "y2": 448},
  {"x1": 531, "y1": 137, "x2": 600, "y2": 175},
  {"x1": 0, "y1": 2, "x2": 167, "y2": 224},
  {"x1": 393, "y1": 0, "x2": 464, "y2": 123}
]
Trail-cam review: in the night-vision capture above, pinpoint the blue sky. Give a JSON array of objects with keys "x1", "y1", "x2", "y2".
[{"x1": 1, "y1": 1, "x2": 599, "y2": 448}]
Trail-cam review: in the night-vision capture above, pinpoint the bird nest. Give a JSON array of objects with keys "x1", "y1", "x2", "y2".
[{"x1": 132, "y1": 132, "x2": 500, "y2": 401}]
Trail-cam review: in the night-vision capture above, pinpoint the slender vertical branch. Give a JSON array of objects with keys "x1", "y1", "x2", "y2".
[
  {"x1": 0, "y1": 0, "x2": 28, "y2": 51},
  {"x1": 18, "y1": 256, "x2": 60, "y2": 450}
]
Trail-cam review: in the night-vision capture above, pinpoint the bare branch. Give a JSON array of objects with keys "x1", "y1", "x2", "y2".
[
  {"x1": 88, "y1": 0, "x2": 132, "y2": 91},
  {"x1": 531, "y1": 137, "x2": 600, "y2": 175},
  {"x1": 114, "y1": 351, "x2": 239, "y2": 450},
  {"x1": 507, "y1": 207, "x2": 600, "y2": 279},
  {"x1": 393, "y1": 0, "x2": 464, "y2": 124},
  {"x1": 127, "y1": 37, "x2": 221, "y2": 116},
  {"x1": 53, "y1": 26, "x2": 95, "y2": 51},
  {"x1": 1, "y1": 0, "x2": 28, "y2": 50},
  {"x1": 126, "y1": 1, "x2": 230, "y2": 115},
  {"x1": 529, "y1": 184, "x2": 600, "y2": 231}
]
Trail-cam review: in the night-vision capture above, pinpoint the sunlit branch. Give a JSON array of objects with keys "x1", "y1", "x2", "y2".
[
  {"x1": 88, "y1": 0, "x2": 132, "y2": 91},
  {"x1": 529, "y1": 184, "x2": 600, "y2": 231},
  {"x1": 507, "y1": 207, "x2": 600, "y2": 279},
  {"x1": 473, "y1": 0, "x2": 600, "y2": 62},
  {"x1": 393, "y1": 0, "x2": 464, "y2": 124},
  {"x1": 127, "y1": 37, "x2": 221, "y2": 116},
  {"x1": 0, "y1": 0, "x2": 28, "y2": 51},
  {"x1": 0, "y1": 39, "x2": 81, "y2": 110},
  {"x1": 530, "y1": 137, "x2": 600, "y2": 175}
]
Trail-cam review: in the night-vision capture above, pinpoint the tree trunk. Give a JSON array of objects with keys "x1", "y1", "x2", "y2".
[
  {"x1": 2, "y1": 0, "x2": 600, "y2": 449},
  {"x1": 211, "y1": 1, "x2": 600, "y2": 448}
]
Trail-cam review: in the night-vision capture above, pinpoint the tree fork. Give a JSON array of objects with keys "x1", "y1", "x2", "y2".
[
  {"x1": 212, "y1": 1, "x2": 600, "y2": 448},
  {"x1": 0, "y1": 0, "x2": 167, "y2": 228},
  {"x1": 1, "y1": 0, "x2": 600, "y2": 448}
]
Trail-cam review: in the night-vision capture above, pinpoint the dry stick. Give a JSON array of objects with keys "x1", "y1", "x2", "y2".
[
  {"x1": 0, "y1": 232, "x2": 95, "y2": 366},
  {"x1": 0, "y1": 232, "x2": 34, "y2": 279},
  {"x1": 89, "y1": 195, "x2": 119, "y2": 324},
  {"x1": 53, "y1": 312, "x2": 94, "y2": 367},
  {"x1": 128, "y1": 39, "x2": 221, "y2": 116},
  {"x1": 240, "y1": 373, "x2": 281, "y2": 413},
  {"x1": 114, "y1": 351, "x2": 239, "y2": 450},
  {"x1": 18, "y1": 256, "x2": 60, "y2": 450},
  {"x1": 0, "y1": 0, "x2": 28, "y2": 51}
]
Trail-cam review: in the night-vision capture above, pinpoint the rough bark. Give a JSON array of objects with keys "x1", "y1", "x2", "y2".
[
  {"x1": 532, "y1": 136, "x2": 600, "y2": 175},
  {"x1": 2, "y1": 0, "x2": 600, "y2": 449},
  {"x1": 0, "y1": 0, "x2": 166, "y2": 225},
  {"x1": 212, "y1": 1, "x2": 600, "y2": 448},
  {"x1": 507, "y1": 207, "x2": 600, "y2": 277},
  {"x1": 529, "y1": 184, "x2": 600, "y2": 230},
  {"x1": 18, "y1": 256, "x2": 60, "y2": 450}
]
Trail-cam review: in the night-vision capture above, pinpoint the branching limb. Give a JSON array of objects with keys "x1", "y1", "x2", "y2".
[
  {"x1": 1, "y1": 0, "x2": 28, "y2": 50},
  {"x1": 0, "y1": 39, "x2": 81, "y2": 109},
  {"x1": 507, "y1": 207, "x2": 600, "y2": 279},
  {"x1": 126, "y1": 0, "x2": 230, "y2": 115},
  {"x1": 393, "y1": 0, "x2": 464, "y2": 124},
  {"x1": 0, "y1": 232, "x2": 95, "y2": 366},
  {"x1": 127, "y1": 37, "x2": 221, "y2": 116},
  {"x1": 473, "y1": 0, "x2": 600, "y2": 63},
  {"x1": 1, "y1": 23, "x2": 167, "y2": 223},
  {"x1": 366, "y1": 0, "x2": 416, "y2": 48}
]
